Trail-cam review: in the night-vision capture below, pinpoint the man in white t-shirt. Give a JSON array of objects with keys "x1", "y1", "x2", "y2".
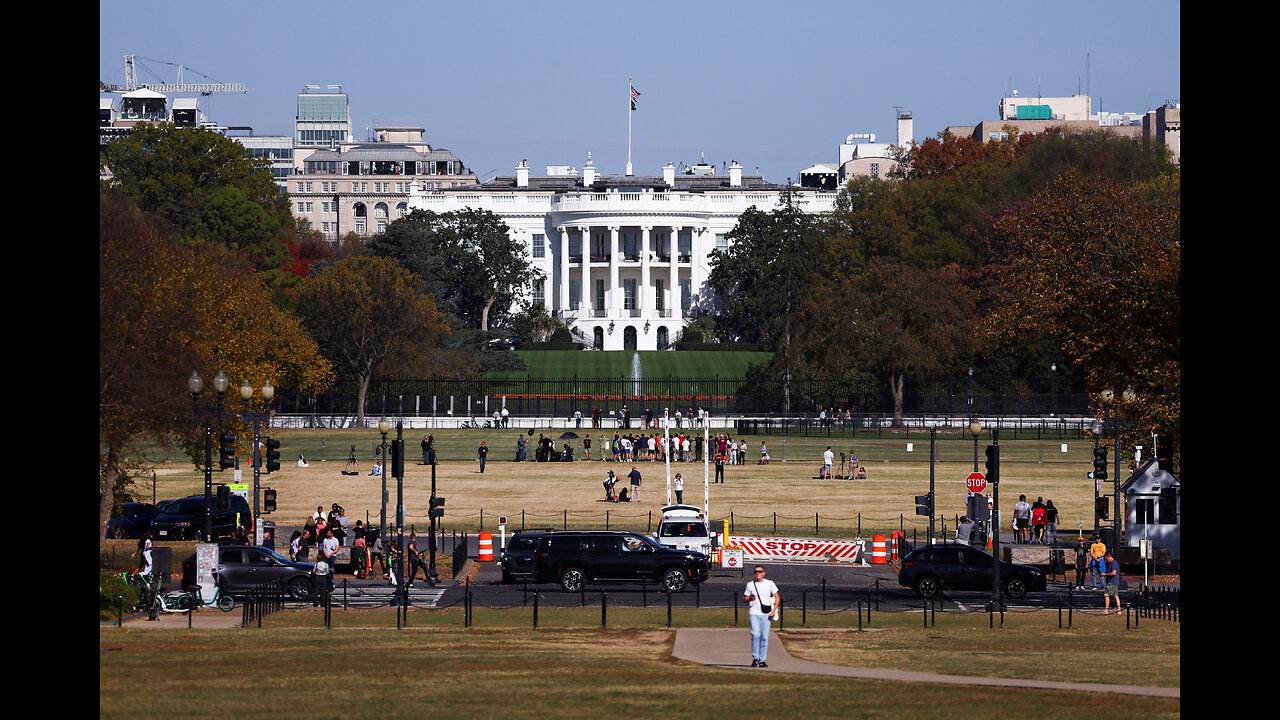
[
  {"x1": 744, "y1": 566, "x2": 781, "y2": 667},
  {"x1": 823, "y1": 446, "x2": 834, "y2": 478},
  {"x1": 321, "y1": 529, "x2": 339, "y2": 591}
]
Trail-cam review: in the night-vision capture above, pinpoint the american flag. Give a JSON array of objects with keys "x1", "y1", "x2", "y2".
[{"x1": 631, "y1": 85, "x2": 640, "y2": 110}]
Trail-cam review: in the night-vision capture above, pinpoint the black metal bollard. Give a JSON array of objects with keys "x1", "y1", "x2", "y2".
[
  {"x1": 602, "y1": 592, "x2": 608, "y2": 628},
  {"x1": 533, "y1": 591, "x2": 539, "y2": 629},
  {"x1": 802, "y1": 590, "x2": 807, "y2": 626},
  {"x1": 857, "y1": 600, "x2": 862, "y2": 630},
  {"x1": 734, "y1": 592, "x2": 739, "y2": 626},
  {"x1": 118, "y1": 596, "x2": 124, "y2": 627}
]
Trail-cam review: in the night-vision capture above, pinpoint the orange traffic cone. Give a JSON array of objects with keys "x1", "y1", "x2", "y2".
[{"x1": 986, "y1": 532, "x2": 993, "y2": 550}]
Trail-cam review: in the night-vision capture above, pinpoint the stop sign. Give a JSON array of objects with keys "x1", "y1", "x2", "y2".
[{"x1": 965, "y1": 472, "x2": 987, "y2": 493}]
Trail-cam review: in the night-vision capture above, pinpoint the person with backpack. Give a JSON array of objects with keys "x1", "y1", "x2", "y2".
[{"x1": 1030, "y1": 497, "x2": 1048, "y2": 544}]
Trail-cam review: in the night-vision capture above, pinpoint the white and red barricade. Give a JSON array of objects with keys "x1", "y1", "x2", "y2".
[{"x1": 727, "y1": 535, "x2": 867, "y2": 563}]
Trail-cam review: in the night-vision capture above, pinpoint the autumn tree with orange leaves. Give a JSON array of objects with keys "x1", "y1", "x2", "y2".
[
  {"x1": 100, "y1": 189, "x2": 332, "y2": 537},
  {"x1": 984, "y1": 171, "x2": 1180, "y2": 464}
]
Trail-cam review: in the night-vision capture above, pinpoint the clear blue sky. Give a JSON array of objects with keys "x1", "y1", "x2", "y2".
[{"x1": 100, "y1": 0, "x2": 1179, "y2": 184}]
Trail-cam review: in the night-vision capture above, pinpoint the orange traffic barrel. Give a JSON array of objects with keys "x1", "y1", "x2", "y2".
[
  {"x1": 890, "y1": 530, "x2": 905, "y2": 562},
  {"x1": 478, "y1": 531, "x2": 494, "y2": 561},
  {"x1": 871, "y1": 533, "x2": 887, "y2": 564}
]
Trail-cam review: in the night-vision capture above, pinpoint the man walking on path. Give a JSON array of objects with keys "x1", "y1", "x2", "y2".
[
  {"x1": 744, "y1": 566, "x2": 780, "y2": 667},
  {"x1": 478, "y1": 441, "x2": 488, "y2": 473},
  {"x1": 1013, "y1": 495, "x2": 1031, "y2": 544}
]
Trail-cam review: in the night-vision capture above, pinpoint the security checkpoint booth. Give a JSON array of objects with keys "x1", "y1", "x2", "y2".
[{"x1": 1121, "y1": 460, "x2": 1180, "y2": 568}]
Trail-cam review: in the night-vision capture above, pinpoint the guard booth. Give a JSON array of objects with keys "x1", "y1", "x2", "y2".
[{"x1": 1122, "y1": 460, "x2": 1180, "y2": 567}]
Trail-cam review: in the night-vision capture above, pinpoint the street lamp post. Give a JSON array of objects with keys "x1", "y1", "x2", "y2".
[
  {"x1": 968, "y1": 368, "x2": 978, "y2": 471},
  {"x1": 240, "y1": 379, "x2": 274, "y2": 541},
  {"x1": 969, "y1": 420, "x2": 983, "y2": 541},
  {"x1": 378, "y1": 417, "x2": 390, "y2": 568},
  {"x1": 188, "y1": 371, "x2": 228, "y2": 541}
]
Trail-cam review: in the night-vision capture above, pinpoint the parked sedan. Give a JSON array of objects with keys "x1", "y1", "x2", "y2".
[
  {"x1": 898, "y1": 544, "x2": 1047, "y2": 599},
  {"x1": 106, "y1": 502, "x2": 159, "y2": 539},
  {"x1": 183, "y1": 545, "x2": 316, "y2": 600}
]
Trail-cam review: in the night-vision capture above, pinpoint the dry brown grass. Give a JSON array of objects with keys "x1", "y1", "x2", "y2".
[{"x1": 135, "y1": 429, "x2": 1098, "y2": 538}]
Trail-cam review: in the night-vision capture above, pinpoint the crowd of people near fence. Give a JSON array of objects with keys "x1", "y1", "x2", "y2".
[{"x1": 283, "y1": 502, "x2": 440, "y2": 588}]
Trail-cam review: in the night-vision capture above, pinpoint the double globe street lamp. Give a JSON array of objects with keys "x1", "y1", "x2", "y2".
[
  {"x1": 188, "y1": 370, "x2": 229, "y2": 541},
  {"x1": 240, "y1": 379, "x2": 275, "y2": 542}
]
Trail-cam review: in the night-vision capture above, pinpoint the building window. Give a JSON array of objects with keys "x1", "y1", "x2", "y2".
[
  {"x1": 297, "y1": 202, "x2": 306, "y2": 213},
  {"x1": 656, "y1": 326, "x2": 669, "y2": 350},
  {"x1": 680, "y1": 279, "x2": 691, "y2": 311},
  {"x1": 533, "y1": 234, "x2": 545, "y2": 258},
  {"x1": 533, "y1": 278, "x2": 545, "y2": 307},
  {"x1": 397, "y1": 203, "x2": 408, "y2": 217},
  {"x1": 355, "y1": 220, "x2": 366, "y2": 234},
  {"x1": 321, "y1": 222, "x2": 330, "y2": 233},
  {"x1": 595, "y1": 279, "x2": 605, "y2": 311},
  {"x1": 623, "y1": 279, "x2": 636, "y2": 310},
  {"x1": 569, "y1": 280, "x2": 580, "y2": 310},
  {"x1": 305, "y1": 202, "x2": 313, "y2": 212},
  {"x1": 1135, "y1": 499, "x2": 1155, "y2": 525},
  {"x1": 869, "y1": 163, "x2": 880, "y2": 178},
  {"x1": 569, "y1": 234, "x2": 581, "y2": 258},
  {"x1": 377, "y1": 220, "x2": 387, "y2": 233},
  {"x1": 715, "y1": 234, "x2": 727, "y2": 253},
  {"x1": 593, "y1": 326, "x2": 604, "y2": 350},
  {"x1": 679, "y1": 232, "x2": 691, "y2": 260},
  {"x1": 1159, "y1": 488, "x2": 1178, "y2": 525},
  {"x1": 623, "y1": 232, "x2": 637, "y2": 260}
]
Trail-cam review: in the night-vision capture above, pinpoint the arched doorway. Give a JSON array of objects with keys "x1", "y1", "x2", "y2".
[
  {"x1": 623, "y1": 326, "x2": 637, "y2": 351},
  {"x1": 593, "y1": 326, "x2": 604, "y2": 350},
  {"x1": 656, "y1": 326, "x2": 669, "y2": 350}
]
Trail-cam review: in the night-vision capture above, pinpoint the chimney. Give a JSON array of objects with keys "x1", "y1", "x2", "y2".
[
  {"x1": 516, "y1": 159, "x2": 529, "y2": 188},
  {"x1": 583, "y1": 153, "x2": 596, "y2": 186},
  {"x1": 897, "y1": 112, "x2": 914, "y2": 149},
  {"x1": 663, "y1": 162, "x2": 675, "y2": 186},
  {"x1": 728, "y1": 161, "x2": 742, "y2": 188}
]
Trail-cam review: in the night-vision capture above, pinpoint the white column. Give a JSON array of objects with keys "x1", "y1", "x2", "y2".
[
  {"x1": 609, "y1": 226, "x2": 620, "y2": 314},
  {"x1": 640, "y1": 226, "x2": 652, "y2": 315},
  {"x1": 580, "y1": 226, "x2": 591, "y2": 318},
  {"x1": 669, "y1": 225, "x2": 680, "y2": 319},
  {"x1": 558, "y1": 226, "x2": 570, "y2": 315},
  {"x1": 691, "y1": 226, "x2": 707, "y2": 314}
]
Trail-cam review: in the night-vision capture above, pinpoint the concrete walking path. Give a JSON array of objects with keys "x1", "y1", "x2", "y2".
[{"x1": 671, "y1": 628, "x2": 1179, "y2": 699}]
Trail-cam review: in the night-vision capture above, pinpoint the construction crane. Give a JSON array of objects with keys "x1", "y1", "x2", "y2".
[{"x1": 101, "y1": 55, "x2": 246, "y2": 95}]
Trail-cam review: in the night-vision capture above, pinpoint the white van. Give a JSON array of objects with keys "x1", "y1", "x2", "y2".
[{"x1": 655, "y1": 504, "x2": 711, "y2": 557}]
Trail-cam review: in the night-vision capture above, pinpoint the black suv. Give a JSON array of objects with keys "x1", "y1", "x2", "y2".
[
  {"x1": 500, "y1": 531, "x2": 549, "y2": 584},
  {"x1": 898, "y1": 544, "x2": 1047, "y2": 599},
  {"x1": 151, "y1": 494, "x2": 252, "y2": 541},
  {"x1": 530, "y1": 530, "x2": 709, "y2": 592}
]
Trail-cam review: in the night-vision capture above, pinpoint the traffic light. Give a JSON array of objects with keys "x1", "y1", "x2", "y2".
[
  {"x1": 218, "y1": 432, "x2": 237, "y2": 470},
  {"x1": 263, "y1": 488, "x2": 277, "y2": 513},
  {"x1": 429, "y1": 496, "x2": 446, "y2": 519},
  {"x1": 264, "y1": 437, "x2": 281, "y2": 473},
  {"x1": 1092, "y1": 446, "x2": 1108, "y2": 480},
  {"x1": 217, "y1": 483, "x2": 230, "y2": 511},
  {"x1": 1095, "y1": 496, "x2": 1109, "y2": 520},
  {"x1": 391, "y1": 439, "x2": 405, "y2": 477},
  {"x1": 914, "y1": 493, "x2": 933, "y2": 517},
  {"x1": 984, "y1": 444, "x2": 1000, "y2": 485}
]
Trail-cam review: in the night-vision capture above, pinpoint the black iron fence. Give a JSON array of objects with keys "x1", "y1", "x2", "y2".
[{"x1": 275, "y1": 374, "x2": 1089, "y2": 422}]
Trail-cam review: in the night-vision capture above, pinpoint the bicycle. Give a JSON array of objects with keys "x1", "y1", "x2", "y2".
[{"x1": 459, "y1": 417, "x2": 492, "y2": 429}]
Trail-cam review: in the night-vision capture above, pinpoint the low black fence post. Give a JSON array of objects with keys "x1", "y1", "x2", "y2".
[
  {"x1": 602, "y1": 592, "x2": 608, "y2": 628},
  {"x1": 734, "y1": 592, "x2": 739, "y2": 626},
  {"x1": 802, "y1": 590, "x2": 807, "y2": 626},
  {"x1": 533, "y1": 591, "x2": 539, "y2": 629}
]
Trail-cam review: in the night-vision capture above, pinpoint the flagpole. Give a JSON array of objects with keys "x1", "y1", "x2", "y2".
[{"x1": 627, "y1": 75, "x2": 633, "y2": 176}]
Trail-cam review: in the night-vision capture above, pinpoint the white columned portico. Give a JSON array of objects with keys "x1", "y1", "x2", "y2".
[
  {"x1": 609, "y1": 226, "x2": 620, "y2": 314},
  {"x1": 640, "y1": 226, "x2": 652, "y2": 314},
  {"x1": 558, "y1": 226, "x2": 570, "y2": 314}
]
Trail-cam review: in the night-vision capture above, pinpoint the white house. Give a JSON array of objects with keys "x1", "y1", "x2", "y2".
[{"x1": 408, "y1": 156, "x2": 837, "y2": 351}]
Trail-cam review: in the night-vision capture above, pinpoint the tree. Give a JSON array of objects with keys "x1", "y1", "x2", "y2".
[
  {"x1": 100, "y1": 190, "x2": 332, "y2": 537},
  {"x1": 295, "y1": 256, "x2": 451, "y2": 425},
  {"x1": 984, "y1": 171, "x2": 1179, "y2": 448},
  {"x1": 802, "y1": 257, "x2": 975, "y2": 425},
  {"x1": 708, "y1": 190, "x2": 830, "y2": 410},
  {"x1": 367, "y1": 208, "x2": 538, "y2": 331},
  {"x1": 100, "y1": 122, "x2": 290, "y2": 231}
]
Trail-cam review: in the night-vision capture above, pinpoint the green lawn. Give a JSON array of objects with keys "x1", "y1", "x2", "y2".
[
  {"x1": 100, "y1": 611, "x2": 1179, "y2": 719},
  {"x1": 487, "y1": 350, "x2": 773, "y2": 380}
]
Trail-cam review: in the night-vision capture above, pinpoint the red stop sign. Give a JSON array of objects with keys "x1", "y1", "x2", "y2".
[{"x1": 965, "y1": 472, "x2": 987, "y2": 493}]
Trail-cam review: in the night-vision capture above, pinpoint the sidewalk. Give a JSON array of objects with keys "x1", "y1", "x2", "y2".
[{"x1": 671, "y1": 628, "x2": 1178, "y2": 698}]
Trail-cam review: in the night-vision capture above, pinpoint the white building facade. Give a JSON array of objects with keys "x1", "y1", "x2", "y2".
[{"x1": 409, "y1": 158, "x2": 837, "y2": 351}]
